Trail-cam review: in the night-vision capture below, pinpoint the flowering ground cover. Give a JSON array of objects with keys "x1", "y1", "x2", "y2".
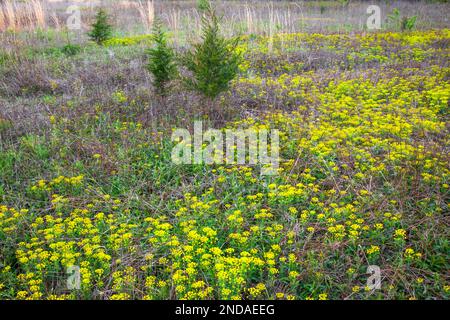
[{"x1": 0, "y1": 26, "x2": 449, "y2": 300}]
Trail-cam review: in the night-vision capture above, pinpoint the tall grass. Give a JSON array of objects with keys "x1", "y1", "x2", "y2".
[
  {"x1": 0, "y1": 3, "x2": 6, "y2": 32},
  {"x1": 0, "y1": 0, "x2": 46, "y2": 32},
  {"x1": 3, "y1": 1, "x2": 16, "y2": 31},
  {"x1": 0, "y1": 1, "x2": 448, "y2": 37},
  {"x1": 30, "y1": 0, "x2": 46, "y2": 29},
  {"x1": 137, "y1": 0, "x2": 155, "y2": 32},
  {"x1": 245, "y1": 3, "x2": 255, "y2": 34},
  {"x1": 168, "y1": 8, "x2": 181, "y2": 38}
]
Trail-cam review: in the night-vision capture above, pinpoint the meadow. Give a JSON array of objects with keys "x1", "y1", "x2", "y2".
[{"x1": 0, "y1": 0, "x2": 449, "y2": 300}]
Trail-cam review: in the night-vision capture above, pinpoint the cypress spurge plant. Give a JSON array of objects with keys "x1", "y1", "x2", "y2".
[
  {"x1": 182, "y1": 3, "x2": 242, "y2": 102},
  {"x1": 88, "y1": 9, "x2": 113, "y2": 45},
  {"x1": 147, "y1": 19, "x2": 177, "y2": 96}
]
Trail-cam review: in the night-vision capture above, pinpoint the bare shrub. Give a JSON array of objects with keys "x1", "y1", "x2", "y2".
[{"x1": 0, "y1": 56, "x2": 54, "y2": 97}]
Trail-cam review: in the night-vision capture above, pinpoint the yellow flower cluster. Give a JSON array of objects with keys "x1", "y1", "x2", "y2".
[
  {"x1": 31, "y1": 175, "x2": 84, "y2": 192},
  {"x1": 1, "y1": 29, "x2": 448, "y2": 300}
]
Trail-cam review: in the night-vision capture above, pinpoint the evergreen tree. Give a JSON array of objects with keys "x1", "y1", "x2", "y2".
[
  {"x1": 182, "y1": 4, "x2": 241, "y2": 100},
  {"x1": 88, "y1": 9, "x2": 113, "y2": 45},
  {"x1": 147, "y1": 19, "x2": 177, "y2": 96}
]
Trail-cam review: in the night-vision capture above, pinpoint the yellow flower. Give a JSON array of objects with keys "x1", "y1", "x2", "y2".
[
  {"x1": 110, "y1": 293, "x2": 131, "y2": 300},
  {"x1": 366, "y1": 245, "x2": 380, "y2": 255},
  {"x1": 318, "y1": 293, "x2": 328, "y2": 300},
  {"x1": 394, "y1": 228, "x2": 407, "y2": 240}
]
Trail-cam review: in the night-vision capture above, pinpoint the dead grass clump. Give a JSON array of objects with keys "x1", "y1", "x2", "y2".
[
  {"x1": 137, "y1": 0, "x2": 155, "y2": 32},
  {"x1": 0, "y1": 0, "x2": 46, "y2": 32},
  {"x1": 0, "y1": 57, "x2": 54, "y2": 97}
]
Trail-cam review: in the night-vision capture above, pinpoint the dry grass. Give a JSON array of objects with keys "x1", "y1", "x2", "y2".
[
  {"x1": 0, "y1": 0, "x2": 46, "y2": 32},
  {"x1": 245, "y1": 3, "x2": 255, "y2": 34},
  {"x1": 31, "y1": 0, "x2": 46, "y2": 29},
  {"x1": 2, "y1": 0, "x2": 16, "y2": 31},
  {"x1": 136, "y1": 0, "x2": 154, "y2": 32},
  {"x1": 1, "y1": 1, "x2": 449, "y2": 37},
  {"x1": 167, "y1": 8, "x2": 181, "y2": 36},
  {"x1": 0, "y1": 4, "x2": 6, "y2": 31}
]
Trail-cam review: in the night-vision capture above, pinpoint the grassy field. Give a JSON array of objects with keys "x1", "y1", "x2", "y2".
[{"x1": 0, "y1": 1, "x2": 449, "y2": 300}]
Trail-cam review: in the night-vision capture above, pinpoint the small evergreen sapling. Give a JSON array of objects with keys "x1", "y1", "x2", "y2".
[
  {"x1": 147, "y1": 19, "x2": 177, "y2": 96},
  {"x1": 88, "y1": 9, "x2": 113, "y2": 45},
  {"x1": 182, "y1": 4, "x2": 241, "y2": 100}
]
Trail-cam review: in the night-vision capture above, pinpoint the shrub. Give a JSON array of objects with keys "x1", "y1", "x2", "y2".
[
  {"x1": 197, "y1": 0, "x2": 212, "y2": 11},
  {"x1": 0, "y1": 52, "x2": 9, "y2": 67},
  {"x1": 147, "y1": 19, "x2": 177, "y2": 96},
  {"x1": 181, "y1": 4, "x2": 242, "y2": 100},
  {"x1": 62, "y1": 44, "x2": 81, "y2": 56},
  {"x1": 0, "y1": 117, "x2": 12, "y2": 133},
  {"x1": 401, "y1": 15, "x2": 417, "y2": 31},
  {"x1": 387, "y1": 8, "x2": 417, "y2": 31},
  {"x1": 88, "y1": 9, "x2": 113, "y2": 45}
]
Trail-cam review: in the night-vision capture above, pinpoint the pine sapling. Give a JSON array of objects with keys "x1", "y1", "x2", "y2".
[
  {"x1": 147, "y1": 19, "x2": 177, "y2": 96},
  {"x1": 88, "y1": 9, "x2": 113, "y2": 45}
]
